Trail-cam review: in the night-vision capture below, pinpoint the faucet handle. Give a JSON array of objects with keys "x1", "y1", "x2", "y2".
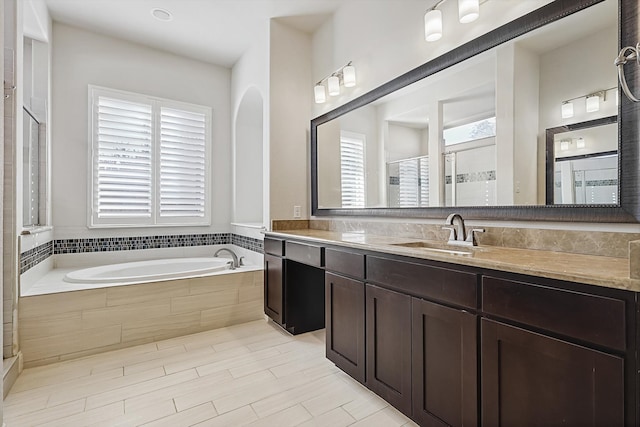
[
  {"x1": 465, "y1": 228, "x2": 485, "y2": 245},
  {"x1": 442, "y1": 226, "x2": 457, "y2": 241}
]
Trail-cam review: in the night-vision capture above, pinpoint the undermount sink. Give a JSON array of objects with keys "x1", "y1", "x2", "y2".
[{"x1": 390, "y1": 241, "x2": 474, "y2": 256}]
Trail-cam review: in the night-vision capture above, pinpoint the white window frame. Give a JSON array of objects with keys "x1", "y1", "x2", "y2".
[{"x1": 88, "y1": 85, "x2": 212, "y2": 228}]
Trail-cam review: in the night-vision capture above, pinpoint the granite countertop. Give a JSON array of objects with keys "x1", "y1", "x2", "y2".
[{"x1": 266, "y1": 229, "x2": 639, "y2": 292}]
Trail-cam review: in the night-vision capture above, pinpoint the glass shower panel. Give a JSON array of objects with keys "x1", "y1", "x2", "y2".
[{"x1": 444, "y1": 145, "x2": 496, "y2": 206}]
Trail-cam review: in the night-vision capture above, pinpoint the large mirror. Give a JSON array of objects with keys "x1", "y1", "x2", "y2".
[{"x1": 312, "y1": 0, "x2": 640, "y2": 222}]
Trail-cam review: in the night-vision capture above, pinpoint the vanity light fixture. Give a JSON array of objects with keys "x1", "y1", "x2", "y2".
[
  {"x1": 560, "y1": 87, "x2": 616, "y2": 119},
  {"x1": 561, "y1": 101, "x2": 574, "y2": 119},
  {"x1": 560, "y1": 140, "x2": 570, "y2": 151},
  {"x1": 425, "y1": 0, "x2": 485, "y2": 42},
  {"x1": 313, "y1": 62, "x2": 356, "y2": 104},
  {"x1": 576, "y1": 137, "x2": 586, "y2": 149},
  {"x1": 458, "y1": 0, "x2": 480, "y2": 23}
]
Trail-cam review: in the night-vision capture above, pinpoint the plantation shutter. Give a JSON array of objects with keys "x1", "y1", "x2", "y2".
[
  {"x1": 340, "y1": 134, "x2": 365, "y2": 208},
  {"x1": 159, "y1": 107, "x2": 207, "y2": 218},
  {"x1": 419, "y1": 156, "x2": 429, "y2": 207},
  {"x1": 95, "y1": 96, "x2": 153, "y2": 219},
  {"x1": 398, "y1": 159, "x2": 419, "y2": 207}
]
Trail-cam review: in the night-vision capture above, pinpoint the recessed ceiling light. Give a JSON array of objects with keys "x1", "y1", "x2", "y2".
[{"x1": 151, "y1": 8, "x2": 173, "y2": 22}]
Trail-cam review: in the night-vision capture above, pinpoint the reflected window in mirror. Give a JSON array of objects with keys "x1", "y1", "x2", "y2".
[{"x1": 340, "y1": 131, "x2": 366, "y2": 208}]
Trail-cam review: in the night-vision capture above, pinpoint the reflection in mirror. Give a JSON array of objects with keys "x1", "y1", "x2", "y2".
[
  {"x1": 23, "y1": 107, "x2": 45, "y2": 226},
  {"x1": 546, "y1": 116, "x2": 618, "y2": 205},
  {"x1": 315, "y1": 0, "x2": 618, "y2": 211}
]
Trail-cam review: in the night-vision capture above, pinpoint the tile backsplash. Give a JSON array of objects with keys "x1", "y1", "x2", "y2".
[{"x1": 307, "y1": 219, "x2": 639, "y2": 259}]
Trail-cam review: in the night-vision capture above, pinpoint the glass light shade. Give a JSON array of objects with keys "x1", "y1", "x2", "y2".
[
  {"x1": 586, "y1": 94, "x2": 600, "y2": 112},
  {"x1": 424, "y1": 9, "x2": 443, "y2": 42},
  {"x1": 328, "y1": 75, "x2": 340, "y2": 96},
  {"x1": 561, "y1": 101, "x2": 574, "y2": 119},
  {"x1": 458, "y1": 0, "x2": 479, "y2": 23},
  {"x1": 560, "y1": 140, "x2": 569, "y2": 151},
  {"x1": 343, "y1": 65, "x2": 356, "y2": 87},
  {"x1": 314, "y1": 84, "x2": 326, "y2": 104},
  {"x1": 576, "y1": 138, "x2": 586, "y2": 149}
]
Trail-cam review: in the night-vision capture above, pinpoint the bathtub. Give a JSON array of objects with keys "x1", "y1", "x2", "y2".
[{"x1": 63, "y1": 257, "x2": 236, "y2": 284}]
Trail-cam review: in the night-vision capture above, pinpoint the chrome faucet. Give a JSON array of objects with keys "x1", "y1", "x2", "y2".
[
  {"x1": 214, "y1": 248, "x2": 240, "y2": 269},
  {"x1": 443, "y1": 213, "x2": 484, "y2": 246}
]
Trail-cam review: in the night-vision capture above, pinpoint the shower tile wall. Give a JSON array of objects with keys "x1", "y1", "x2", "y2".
[{"x1": 4, "y1": 46, "x2": 16, "y2": 358}]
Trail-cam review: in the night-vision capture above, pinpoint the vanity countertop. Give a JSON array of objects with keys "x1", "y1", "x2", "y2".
[{"x1": 265, "y1": 229, "x2": 639, "y2": 292}]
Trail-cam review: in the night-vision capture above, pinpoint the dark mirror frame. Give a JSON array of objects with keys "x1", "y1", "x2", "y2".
[
  {"x1": 545, "y1": 115, "x2": 618, "y2": 205},
  {"x1": 311, "y1": 0, "x2": 640, "y2": 222}
]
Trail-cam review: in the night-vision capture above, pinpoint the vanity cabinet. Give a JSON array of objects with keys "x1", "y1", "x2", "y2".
[
  {"x1": 480, "y1": 275, "x2": 628, "y2": 427},
  {"x1": 412, "y1": 298, "x2": 477, "y2": 427},
  {"x1": 263, "y1": 237, "x2": 325, "y2": 335},
  {"x1": 267, "y1": 233, "x2": 638, "y2": 426},
  {"x1": 325, "y1": 248, "x2": 366, "y2": 383},
  {"x1": 481, "y1": 318, "x2": 624, "y2": 426},
  {"x1": 366, "y1": 284, "x2": 413, "y2": 415}
]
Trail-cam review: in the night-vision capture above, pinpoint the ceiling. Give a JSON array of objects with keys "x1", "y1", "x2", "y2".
[{"x1": 42, "y1": 0, "x2": 347, "y2": 68}]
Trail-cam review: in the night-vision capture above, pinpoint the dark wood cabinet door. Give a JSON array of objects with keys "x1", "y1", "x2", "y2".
[
  {"x1": 366, "y1": 284, "x2": 412, "y2": 416},
  {"x1": 481, "y1": 318, "x2": 624, "y2": 427},
  {"x1": 325, "y1": 273, "x2": 365, "y2": 383},
  {"x1": 264, "y1": 253, "x2": 284, "y2": 325},
  {"x1": 412, "y1": 298, "x2": 477, "y2": 427}
]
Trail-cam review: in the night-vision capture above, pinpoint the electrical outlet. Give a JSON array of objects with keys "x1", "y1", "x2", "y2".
[{"x1": 293, "y1": 205, "x2": 301, "y2": 218}]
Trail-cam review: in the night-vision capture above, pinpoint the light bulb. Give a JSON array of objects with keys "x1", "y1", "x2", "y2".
[
  {"x1": 424, "y1": 9, "x2": 442, "y2": 42},
  {"x1": 343, "y1": 65, "x2": 356, "y2": 87},
  {"x1": 586, "y1": 94, "x2": 600, "y2": 112},
  {"x1": 561, "y1": 101, "x2": 574, "y2": 119},
  {"x1": 314, "y1": 84, "x2": 326, "y2": 104},
  {"x1": 328, "y1": 75, "x2": 340, "y2": 96},
  {"x1": 458, "y1": 0, "x2": 479, "y2": 23}
]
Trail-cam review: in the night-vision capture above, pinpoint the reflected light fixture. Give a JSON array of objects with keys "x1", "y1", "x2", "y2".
[
  {"x1": 576, "y1": 137, "x2": 586, "y2": 149},
  {"x1": 425, "y1": 0, "x2": 484, "y2": 42},
  {"x1": 313, "y1": 62, "x2": 356, "y2": 104},
  {"x1": 585, "y1": 93, "x2": 601, "y2": 112},
  {"x1": 560, "y1": 87, "x2": 615, "y2": 119},
  {"x1": 458, "y1": 0, "x2": 480, "y2": 23},
  {"x1": 560, "y1": 140, "x2": 570, "y2": 151},
  {"x1": 561, "y1": 101, "x2": 574, "y2": 119}
]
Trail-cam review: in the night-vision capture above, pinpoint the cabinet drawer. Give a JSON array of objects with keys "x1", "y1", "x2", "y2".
[
  {"x1": 286, "y1": 241, "x2": 325, "y2": 267},
  {"x1": 366, "y1": 256, "x2": 477, "y2": 309},
  {"x1": 264, "y1": 238, "x2": 285, "y2": 257},
  {"x1": 482, "y1": 276, "x2": 626, "y2": 351},
  {"x1": 325, "y1": 248, "x2": 364, "y2": 279}
]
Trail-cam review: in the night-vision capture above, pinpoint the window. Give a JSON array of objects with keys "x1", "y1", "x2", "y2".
[
  {"x1": 443, "y1": 116, "x2": 496, "y2": 146},
  {"x1": 89, "y1": 86, "x2": 212, "y2": 227},
  {"x1": 340, "y1": 132, "x2": 366, "y2": 208}
]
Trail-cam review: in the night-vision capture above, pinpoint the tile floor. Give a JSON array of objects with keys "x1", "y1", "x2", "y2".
[{"x1": 4, "y1": 319, "x2": 418, "y2": 426}]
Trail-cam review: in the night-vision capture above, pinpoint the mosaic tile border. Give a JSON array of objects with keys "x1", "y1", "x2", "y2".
[
  {"x1": 54, "y1": 233, "x2": 232, "y2": 254},
  {"x1": 20, "y1": 233, "x2": 265, "y2": 274},
  {"x1": 232, "y1": 234, "x2": 264, "y2": 253},
  {"x1": 19, "y1": 241, "x2": 53, "y2": 275}
]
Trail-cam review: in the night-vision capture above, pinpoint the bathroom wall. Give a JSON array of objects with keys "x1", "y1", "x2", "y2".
[
  {"x1": 51, "y1": 23, "x2": 232, "y2": 241},
  {"x1": 269, "y1": 20, "x2": 313, "y2": 221}
]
